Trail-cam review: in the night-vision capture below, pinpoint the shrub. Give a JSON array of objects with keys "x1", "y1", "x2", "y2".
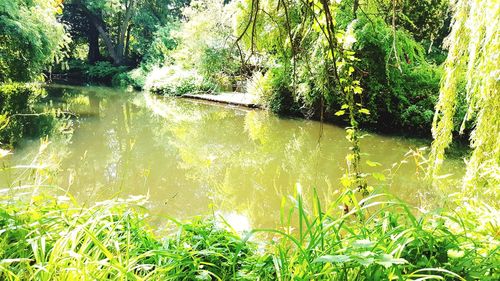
[
  {"x1": 264, "y1": 66, "x2": 301, "y2": 116},
  {"x1": 345, "y1": 17, "x2": 466, "y2": 136},
  {"x1": 83, "y1": 62, "x2": 129, "y2": 84},
  {"x1": 144, "y1": 66, "x2": 218, "y2": 96},
  {"x1": 112, "y1": 67, "x2": 148, "y2": 90}
]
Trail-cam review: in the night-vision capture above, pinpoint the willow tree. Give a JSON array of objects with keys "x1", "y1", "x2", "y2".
[
  {"x1": 0, "y1": 0, "x2": 68, "y2": 82},
  {"x1": 429, "y1": 0, "x2": 499, "y2": 196}
]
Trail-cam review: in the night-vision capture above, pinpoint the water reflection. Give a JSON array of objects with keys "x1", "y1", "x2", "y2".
[{"x1": 1, "y1": 85, "x2": 464, "y2": 228}]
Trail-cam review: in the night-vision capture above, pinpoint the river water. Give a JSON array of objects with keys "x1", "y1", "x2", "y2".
[{"x1": 0, "y1": 84, "x2": 464, "y2": 229}]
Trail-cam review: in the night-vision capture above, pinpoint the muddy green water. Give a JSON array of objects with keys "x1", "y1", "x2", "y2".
[{"x1": 1, "y1": 85, "x2": 464, "y2": 229}]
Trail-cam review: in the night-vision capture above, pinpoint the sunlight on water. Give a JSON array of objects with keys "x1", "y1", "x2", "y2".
[
  {"x1": 0, "y1": 84, "x2": 465, "y2": 228},
  {"x1": 216, "y1": 211, "x2": 252, "y2": 233}
]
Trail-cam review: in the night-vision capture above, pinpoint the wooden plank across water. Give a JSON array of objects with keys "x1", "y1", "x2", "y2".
[{"x1": 182, "y1": 92, "x2": 262, "y2": 109}]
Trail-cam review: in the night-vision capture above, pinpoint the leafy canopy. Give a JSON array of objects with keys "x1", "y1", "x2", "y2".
[{"x1": 0, "y1": 0, "x2": 68, "y2": 82}]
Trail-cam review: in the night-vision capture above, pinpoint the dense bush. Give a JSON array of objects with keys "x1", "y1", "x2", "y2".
[
  {"x1": 112, "y1": 67, "x2": 148, "y2": 90},
  {"x1": 347, "y1": 18, "x2": 448, "y2": 135},
  {"x1": 0, "y1": 84, "x2": 57, "y2": 147},
  {"x1": 83, "y1": 62, "x2": 129, "y2": 84},
  {"x1": 144, "y1": 66, "x2": 218, "y2": 96},
  {"x1": 265, "y1": 66, "x2": 301, "y2": 116}
]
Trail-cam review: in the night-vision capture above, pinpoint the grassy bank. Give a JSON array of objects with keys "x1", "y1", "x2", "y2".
[{"x1": 0, "y1": 189, "x2": 498, "y2": 280}]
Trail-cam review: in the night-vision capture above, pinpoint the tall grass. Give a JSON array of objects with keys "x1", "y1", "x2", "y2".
[
  {"x1": 249, "y1": 190, "x2": 499, "y2": 280},
  {"x1": 0, "y1": 194, "x2": 260, "y2": 280},
  {"x1": 0, "y1": 188, "x2": 497, "y2": 280}
]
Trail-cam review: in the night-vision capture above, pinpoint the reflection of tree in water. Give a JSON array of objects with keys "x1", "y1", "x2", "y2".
[
  {"x1": 149, "y1": 98, "x2": 352, "y2": 228},
  {"x1": 29, "y1": 87, "x2": 464, "y2": 229}
]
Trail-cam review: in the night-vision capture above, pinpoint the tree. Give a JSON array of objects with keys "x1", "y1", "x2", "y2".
[
  {"x1": 429, "y1": 0, "x2": 499, "y2": 195},
  {"x1": 71, "y1": 0, "x2": 136, "y2": 65},
  {"x1": 61, "y1": 3, "x2": 101, "y2": 63},
  {"x1": 68, "y1": 0, "x2": 189, "y2": 65},
  {"x1": 0, "y1": 0, "x2": 68, "y2": 82}
]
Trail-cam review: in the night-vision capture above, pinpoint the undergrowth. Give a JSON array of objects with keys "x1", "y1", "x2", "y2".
[{"x1": 0, "y1": 190, "x2": 497, "y2": 280}]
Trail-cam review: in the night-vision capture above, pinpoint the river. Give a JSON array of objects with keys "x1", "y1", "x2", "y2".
[{"x1": 0, "y1": 84, "x2": 464, "y2": 229}]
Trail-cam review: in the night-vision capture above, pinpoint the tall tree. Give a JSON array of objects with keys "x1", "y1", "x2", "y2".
[
  {"x1": 61, "y1": 3, "x2": 101, "y2": 63},
  {"x1": 68, "y1": 0, "x2": 189, "y2": 65},
  {"x1": 72, "y1": 0, "x2": 136, "y2": 65}
]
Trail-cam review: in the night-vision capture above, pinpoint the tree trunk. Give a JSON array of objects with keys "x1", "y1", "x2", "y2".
[
  {"x1": 124, "y1": 24, "x2": 133, "y2": 59},
  {"x1": 77, "y1": 0, "x2": 135, "y2": 66},
  {"x1": 87, "y1": 24, "x2": 100, "y2": 64},
  {"x1": 353, "y1": 0, "x2": 359, "y2": 18},
  {"x1": 116, "y1": 0, "x2": 135, "y2": 64},
  {"x1": 77, "y1": 2, "x2": 122, "y2": 65},
  {"x1": 92, "y1": 19, "x2": 123, "y2": 65}
]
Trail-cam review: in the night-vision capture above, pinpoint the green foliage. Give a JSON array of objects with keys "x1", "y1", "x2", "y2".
[
  {"x1": 200, "y1": 47, "x2": 240, "y2": 81},
  {"x1": 172, "y1": 0, "x2": 241, "y2": 89},
  {"x1": 0, "y1": 190, "x2": 497, "y2": 280},
  {"x1": 0, "y1": 84, "x2": 57, "y2": 147},
  {"x1": 265, "y1": 66, "x2": 300, "y2": 116},
  {"x1": 144, "y1": 66, "x2": 218, "y2": 96},
  {"x1": 349, "y1": 17, "x2": 450, "y2": 134},
  {"x1": 399, "y1": 0, "x2": 450, "y2": 43},
  {"x1": 83, "y1": 62, "x2": 129, "y2": 84},
  {"x1": 0, "y1": 0, "x2": 68, "y2": 82},
  {"x1": 129, "y1": 0, "x2": 186, "y2": 60},
  {"x1": 429, "y1": 0, "x2": 500, "y2": 194},
  {"x1": 141, "y1": 24, "x2": 179, "y2": 66},
  {"x1": 0, "y1": 194, "x2": 260, "y2": 280},
  {"x1": 221, "y1": 0, "x2": 458, "y2": 136},
  {"x1": 254, "y1": 192, "x2": 499, "y2": 280},
  {"x1": 363, "y1": 0, "x2": 450, "y2": 43},
  {"x1": 112, "y1": 67, "x2": 148, "y2": 89}
]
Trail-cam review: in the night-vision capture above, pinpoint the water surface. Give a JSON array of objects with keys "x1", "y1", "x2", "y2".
[{"x1": 1, "y1": 84, "x2": 464, "y2": 229}]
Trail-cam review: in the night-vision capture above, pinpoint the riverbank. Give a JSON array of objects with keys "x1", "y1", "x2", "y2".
[{"x1": 1, "y1": 189, "x2": 497, "y2": 280}]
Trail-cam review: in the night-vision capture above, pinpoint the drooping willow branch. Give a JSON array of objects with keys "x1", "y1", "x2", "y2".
[
  {"x1": 234, "y1": 0, "x2": 367, "y2": 198},
  {"x1": 429, "y1": 0, "x2": 499, "y2": 193}
]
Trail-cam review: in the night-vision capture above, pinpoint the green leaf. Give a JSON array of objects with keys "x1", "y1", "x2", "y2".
[
  {"x1": 372, "y1": 173, "x2": 386, "y2": 181},
  {"x1": 352, "y1": 251, "x2": 375, "y2": 266},
  {"x1": 314, "y1": 255, "x2": 351, "y2": 263},
  {"x1": 358, "y1": 108, "x2": 370, "y2": 115},
  {"x1": 366, "y1": 160, "x2": 382, "y2": 167},
  {"x1": 375, "y1": 254, "x2": 407, "y2": 268},
  {"x1": 348, "y1": 66, "x2": 355, "y2": 75},
  {"x1": 335, "y1": 110, "x2": 345, "y2": 116},
  {"x1": 353, "y1": 240, "x2": 374, "y2": 249}
]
